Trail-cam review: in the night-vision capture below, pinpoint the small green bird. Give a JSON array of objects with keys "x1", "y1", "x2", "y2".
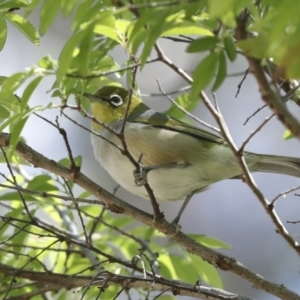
[{"x1": 84, "y1": 86, "x2": 300, "y2": 224}]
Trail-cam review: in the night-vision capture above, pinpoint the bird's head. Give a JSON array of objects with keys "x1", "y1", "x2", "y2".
[{"x1": 84, "y1": 86, "x2": 144, "y2": 131}]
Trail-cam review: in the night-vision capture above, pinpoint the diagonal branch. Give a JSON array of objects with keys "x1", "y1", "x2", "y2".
[{"x1": 0, "y1": 263, "x2": 252, "y2": 300}]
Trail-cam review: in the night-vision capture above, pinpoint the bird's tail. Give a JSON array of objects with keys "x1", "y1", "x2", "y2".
[{"x1": 248, "y1": 153, "x2": 300, "y2": 178}]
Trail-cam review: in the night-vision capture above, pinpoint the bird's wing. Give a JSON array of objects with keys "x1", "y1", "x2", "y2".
[{"x1": 129, "y1": 108, "x2": 224, "y2": 145}]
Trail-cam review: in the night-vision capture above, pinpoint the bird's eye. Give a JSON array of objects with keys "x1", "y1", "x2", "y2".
[{"x1": 110, "y1": 94, "x2": 123, "y2": 107}]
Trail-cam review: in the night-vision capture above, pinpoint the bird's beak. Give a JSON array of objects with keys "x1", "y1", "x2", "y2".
[{"x1": 83, "y1": 92, "x2": 99, "y2": 102}]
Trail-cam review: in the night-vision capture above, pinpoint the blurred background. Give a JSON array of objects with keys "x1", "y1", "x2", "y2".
[{"x1": 1, "y1": 7, "x2": 300, "y2": 300}]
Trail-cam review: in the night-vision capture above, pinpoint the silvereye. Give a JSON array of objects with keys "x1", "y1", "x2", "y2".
[{"x1": 84, "y1": 86, "x2": 300, "y2": 224}]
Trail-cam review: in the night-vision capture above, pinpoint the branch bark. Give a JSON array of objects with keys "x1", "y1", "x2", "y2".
[{"x1": 0, "y1": 263, "x2": 252, "y2": 300}]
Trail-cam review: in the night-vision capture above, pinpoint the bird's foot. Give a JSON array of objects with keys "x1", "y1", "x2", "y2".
[
  {"x1": 133, "y1": 161, "x2": 188, "y2": 187},
  {"x1": 133, "y1": 162, "x2": 149, "y2": 186},
  {"x1": 171, "y1": 217, "x2": 182, "y2": 234}
]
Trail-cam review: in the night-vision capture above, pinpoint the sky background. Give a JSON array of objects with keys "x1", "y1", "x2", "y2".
[{"x1": 1, "y1": 6, "x2": 300, "y2": 300}]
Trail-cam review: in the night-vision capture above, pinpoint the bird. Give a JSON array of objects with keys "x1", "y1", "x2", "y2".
[{"x1": 84, "y1": 85, "x2": 300, "y2": 225}]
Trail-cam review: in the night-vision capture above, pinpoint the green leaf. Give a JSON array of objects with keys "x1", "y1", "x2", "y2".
[
  {"x1": 9, "y1": 114, "x2": 28, "y2": 156},
  {"x1": 0, "y1": 93, "x2": 21, "y2": 112},
  {"x1": 0, "y1": 75, "x2": 8, "y2": 85},
  {"x1": 115, "y1": 19, "x2": 130, "y2": 36},
  {"x1": 111, "y1": 215, "x2": 134, "y2": 228},
  {"x1": 21, "y1": 76, "x2": 43, "y2": 110},
  {"x1": 38, "y1": 55, "x2": 57, "y2": 70},
  {"x1": 12, "y1": 223, "x2": 31, "y2": 253},
  {"x1": 96, "y1": 10, "x2": 115, "y2": 28},
  {"x1": 0, "y1": 72, "x2": 28, "y2": 100},
  {"x1": 162, "y1": 23, "x2": 213, "y2": 36},
  {"x1": 0, "y1": 104, "x2": 10, "y2": 118},
  {"x1": 72, "y1": 0, "x2": 102, "y2": 31},
  {"x1": 237, "y1": 35, "x2": 269, "y2": 58},
  {"x1": 212, "y1": 50, "x2": 227, "y2": 91},
  {"x1": 74, "y1": 155, "x2": 82, "y2": 167},
  {"x1": 0, "y1": 0, "x2": 29, "y2": 9},
  {"x1": 144, "y1": 227, "x2": 156, "y2": 241},
  {"x1": 165, "y1": 93, "x2": 199, "y2": 120},
  {"x1": 5, "y1": 206, "x2": 24, "y2": 218},
  {"x1": 77, "y1": 190, "x2": 91, "y2": 199},
  {"x1": 5, "y1": 12, "x2": 39, "y2": 45},
  {"x1": 283, "y1": 129, "x2": 293, "y2": 140},
  {"x1": 75, "y1": 24, "x2": 94, "y2": 75},
  {"x1": 187, "y1": 36, "x2": 219, "y2": 53},
  {"x1": 24, "y1": 0, "x2": 40, "y2": 16},
  {"x1": 128, "y1": 10, "x2": 154, "y2": 54},
  {"x1": 192, "y1": 51, "x2": 219, "y2": 97},
  {"x1": 90, "y1": 55, "x2": 116, "y2": 74},
  {"x1": 130, "y1": 25, "x2": 147, "y2": 55},
  {"x1": 93, "y1": 10, "x2": 119, "y2": 42},
  {"x1": 209, "y1": 0, "x2": 236, "y2": 28},
  {"x1": 39, "y1": 0, "x2": 60, "y2": 35},
  {"x1": 57, "y1": 30, "x2": 85, "y2": 81},
  {"x1": 26, "y1": 174, "x2": 58, "y2": 192},
  {"x1": 169, "y1": 254, "x2": 198, "y2": 282},
  {"x1": 0, "y1": 12, "x2": 7, "y2": 50},
  {"x1": 0, "y1": 111, "x2": 22, "y2": 135},
  {"x1": 140, "y1": 10, "x2": 171, "y2": 67},
  {"x1": 60, "y1": 0, "x2": 78, "y2": 17},
  {"x1": 0, "y1": 192, "x2": 23, "y2": 201},
  {"x1": 158, "y1": 253, "x2": 179, "y2": 279},
  {"x1": 94, "y1": 24, "x2": 120, "y2": 43},
  {"x1": 188, "y1": 233, "x2": 232, "y2": 249},
  {"x1": 8, "y1": 83, "x2": 42, "y2": 156},
  {"x1": 224, "y1": 36, "x2": 237, "y2": 61},
  {"x1": 58, "y1": 155, "x2": 82, "y2": 168},
  {"x1": 189, "y1": 254, "x2": 223, "y2": 288},
  {"x1": 0, "y1": 147, "x2": 30, "y2": 166},
  {"x1": 209, "y1": 0, "x2": 233, "y2": 18}
]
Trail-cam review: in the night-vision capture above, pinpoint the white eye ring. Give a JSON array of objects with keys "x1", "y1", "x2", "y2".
[{"x1": 110, "y1": 94, "x2": 123, "y2": 107}]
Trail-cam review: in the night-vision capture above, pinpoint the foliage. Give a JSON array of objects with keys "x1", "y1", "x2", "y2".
[{"x1": 0, "y1": 0, "x2": 300, "y2": 299}]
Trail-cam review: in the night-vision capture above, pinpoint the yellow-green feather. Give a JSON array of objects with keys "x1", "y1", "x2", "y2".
[{"x1": 90, "y1": 86, "x2": 143, "y2": 132}]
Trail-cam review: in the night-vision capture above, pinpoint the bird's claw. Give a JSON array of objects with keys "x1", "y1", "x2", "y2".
[
  {"x1": 133, "y1": 163, "x2": 148, "y2": 186},
  {"x1": 134, "y1": 161, "x2": 188, "y2": 187},
  {"x1": 171, "y1": 218, "x2": 182, "y2": 234}
]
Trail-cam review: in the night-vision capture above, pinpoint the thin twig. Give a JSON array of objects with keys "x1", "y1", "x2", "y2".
[
  {"x1": 235, "y1": 68, "x2": 250, "y2": 98},
  {"x1": 0, "y1": 183, "x2": 104, "y2": 205},
  {"x1": 141, "y1": 85, "x2": 191, "y2": 97},
  {"x1": 243, "y1": 104, "x2": 268, "y2": 126},
  {"x1": 156, "y1": 79, "x2": 220, "y2": 133},
  {"x1": 239, "y1": 114, "x2": 275, "y2": 153},
  {"x1": 67, "y1": 58, "x2": 159, "y2": 79},
  {"x1": 55, "y1": 117, "x2": 78, "y2": 174},
  {"x1": 0, "y1": 147, "x2": 33, "y2": 221},
  {"x1": 271, "y1": 186, "x2": 300, "y2": 206},
  {"x1": 117, "y1": 60, "x2": 162, "y2": 221}
]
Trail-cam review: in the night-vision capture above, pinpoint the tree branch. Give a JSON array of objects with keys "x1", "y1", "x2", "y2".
[{"x1": 0, "y1": 263, "x2": 252, "y2": 300}]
